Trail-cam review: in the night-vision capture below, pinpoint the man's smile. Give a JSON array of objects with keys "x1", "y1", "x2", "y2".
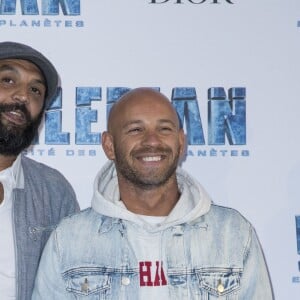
[
  {"x1": 142, "y1": 156, "x2": 162, "y2": 162},
  {"x1": 2, "y1": 109, "x2": 27, "y2": 126}
]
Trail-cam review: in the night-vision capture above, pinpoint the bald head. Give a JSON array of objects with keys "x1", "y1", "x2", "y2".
[
  {"x1": 107, "y1": 88, "x2": 181, "y2": 133},
  {"x1": 102, "y1": 87, "x2": 185, "y2": 214},
  {"x1": 102, "y1": 87, "x2": 185, "y2": 198}
]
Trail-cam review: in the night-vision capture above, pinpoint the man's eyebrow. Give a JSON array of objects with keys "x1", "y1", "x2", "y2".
[
  {"x1": 0, "y1": 63, "x2": 46, "y2": 86},
  {"x1": 122, "y1": 119, "x2": 178, "y2": 129},
  {"x1": 158, "y1": 119, "x2": 177, "y2": 126},
  {"x1": 32, "y1": 78, "x2": 46, "y2": 86},
  {"x1": 123, "y1": 120, "x2": 143, "y2": 128},
  {"x1": 0, "y1": 64, "x2": 17, "y2": 73}
]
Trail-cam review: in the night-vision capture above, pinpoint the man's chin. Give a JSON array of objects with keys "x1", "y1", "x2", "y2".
[
  {"x1": 0, "y1": 108, "x2": 42, "y2": 156},
  {"x1": 0, "y1": 126, "x2": 38, "y2": 156},
  {"x1": 131, "y1": 173, "x2": 172, "y2": 188}
]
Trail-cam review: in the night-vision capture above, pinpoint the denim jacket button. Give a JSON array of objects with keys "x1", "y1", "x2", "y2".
[
  {"x1": 121, "y1": 277, "x2": 130, "y2": 286},
  {"x1": 81, "y1": 278, "x2": 89, "y2": 292},
  {"x1": 217, "y1": 282, "x2": 225, "y2": 293}
]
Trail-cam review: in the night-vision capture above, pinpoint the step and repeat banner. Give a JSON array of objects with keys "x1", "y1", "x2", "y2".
[{"x1": 1, "y1": 0, "x2": 299, "y2": 298}]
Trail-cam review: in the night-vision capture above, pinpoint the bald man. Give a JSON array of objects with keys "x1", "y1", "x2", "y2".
[{"x1": 33, "y1": 88, "x2": 273, "y2": 299}]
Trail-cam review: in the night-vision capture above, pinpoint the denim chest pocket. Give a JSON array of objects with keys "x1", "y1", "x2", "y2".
[
  {"x1": 66, "y1": 274, "x2": 111, "y2": 299},
  {"x1": 28, "y1": 225, "x2": 55, "y2": 241},
  {"x1": 197, "y1": 269, "x2": 241, "y2": 299}
]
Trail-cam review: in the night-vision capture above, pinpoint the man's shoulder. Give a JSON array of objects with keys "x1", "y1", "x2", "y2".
[
  {"x1": 56, "y1": 208, "x2": 103, "y2": 234},
  {"x1": 206, "y1": 203, "x2": 252, "y2": 227},
  {"x1": 210, "y1": 203, "x2": 243, "y2": 215},
  {"x1": 21, "y1": 155, "x2": 60, "y2": 172},
  {"x1": 20, "y1": 155, "x2": 77, "y2": 204},
  {"x1": 21, "y1": 155, "x2": 69, "y2": 182}
]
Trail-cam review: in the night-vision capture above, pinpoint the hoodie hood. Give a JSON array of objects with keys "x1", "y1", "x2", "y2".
[{"x1": 92, "y1": 161, "x2": 211, "y2": 232}]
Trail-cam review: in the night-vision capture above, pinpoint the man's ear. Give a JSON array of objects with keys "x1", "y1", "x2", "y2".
[
  {"x1": 178, "y1": 128, "x2": 186, "y2": 158},
  {"x1": 102, "y1": 131, "x2": 115, "y2": 160}
]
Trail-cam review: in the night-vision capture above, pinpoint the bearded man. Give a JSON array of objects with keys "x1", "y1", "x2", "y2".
[{"x1": 0, "y1": 41, "x2": 79, "y2": 300}]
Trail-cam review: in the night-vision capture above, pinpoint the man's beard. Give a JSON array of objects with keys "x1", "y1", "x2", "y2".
[
  {"x1": 0, "y1": 103, "x2": 43, "y2": 156},
  {"x1": 114, "y1": 145, "x2": 180, "y2": 190}
]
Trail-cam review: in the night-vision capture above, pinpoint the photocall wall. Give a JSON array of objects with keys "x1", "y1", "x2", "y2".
[{"x1": 1, "y1": 0, "x2": 299, "y2": 298}]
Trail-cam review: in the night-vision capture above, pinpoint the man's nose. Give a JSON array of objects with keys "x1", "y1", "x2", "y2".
[
  {"x1": 12, "y1": 85, "x2": 29, "y2": 104},
  {"x1": 141, "y1": 130, "x2": 162, "y2": 146}
]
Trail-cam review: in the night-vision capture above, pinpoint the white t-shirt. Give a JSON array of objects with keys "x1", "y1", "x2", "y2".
[
  {"x1": 126, "y1": 215, "x2": 169, "y2": 300},
  {"x1": 0, "y1": 156, "x2": 22, "y2": 299}
]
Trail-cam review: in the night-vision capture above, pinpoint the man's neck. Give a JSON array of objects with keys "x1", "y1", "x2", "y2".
[
  {"x1": 118, "y1": 177, "x2": 181, "y2": 216},
  {"x1": 0, "y1": 155, "x2": 17, "y2": 172}
]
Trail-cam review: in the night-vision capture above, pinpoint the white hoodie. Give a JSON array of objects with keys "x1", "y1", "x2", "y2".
[{"x1": 91, "y1": 161, "x2": 212, "y2": 298}]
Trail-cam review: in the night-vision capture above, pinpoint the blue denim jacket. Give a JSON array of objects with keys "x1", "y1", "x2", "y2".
[
  {"x1": 15, "y1": 155, "x2": 79, "y2": 300},
  {"x1": 32, "y1": 162, "x2": 273, "y2": 299}
]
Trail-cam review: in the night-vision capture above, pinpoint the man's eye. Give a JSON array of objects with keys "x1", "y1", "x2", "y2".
[
  {"x1": 1, "y1": 77, "x2": 14, "y2": 84},
  {"x1": 31, "y1": 86, "x2": 42, "y2": 95},
  {"x1": 128, "y1": 128, "x2": 142, "y2": 133}
]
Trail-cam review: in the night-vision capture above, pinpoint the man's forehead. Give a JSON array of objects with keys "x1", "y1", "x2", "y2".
[
  {"x1": 118, "y1": 98, "x2": 176, "y2": 118},
  {"x1": 120, "y1": 94, "x2": 174, "y2": 111},
  {"x1": 116, "y1": 102, "x2": 179, "y2": 128},
  {"x1": 0, "y1": 58, "x2": 42, "y2": 73},
  {"x1": 0, "y1": 58, "x2": 46, "y2": 83}
]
